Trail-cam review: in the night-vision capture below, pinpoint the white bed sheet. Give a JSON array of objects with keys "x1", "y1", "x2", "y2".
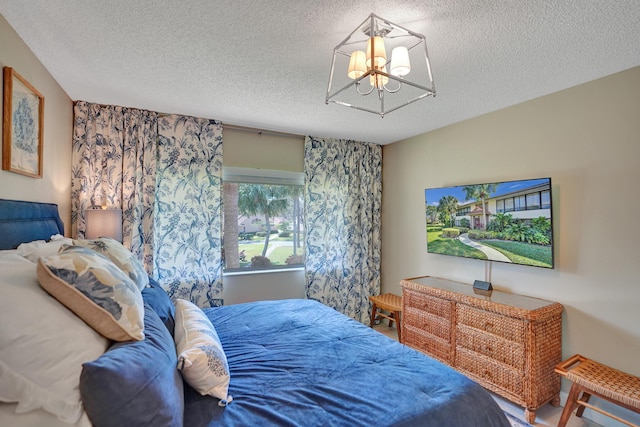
[
  {"x1": 0, "y1": 249, "x2": 104, "y2": 426},
  {"x1": 0, "y1": 402, "x2": 92, "y2": 427}
]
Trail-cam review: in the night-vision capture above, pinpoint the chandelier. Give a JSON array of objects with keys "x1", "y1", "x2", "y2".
[{"x1": 325, "y1": 13, "x2": 436, "y2": 117}]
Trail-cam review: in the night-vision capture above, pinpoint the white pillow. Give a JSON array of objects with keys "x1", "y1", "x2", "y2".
[
  {"x1": 174, "y1": 299, "x2": 232, "y2": 403},
  {"x1": 0, "y1": 251, "x2": 109, "y2": 423},
  {"x1": 16, "y1": 236, "x2": 73, "y2": 263}
]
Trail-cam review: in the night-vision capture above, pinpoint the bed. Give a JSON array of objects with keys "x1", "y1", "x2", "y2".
[{"x1": 0, "y1": 198, "x2": 511, "y2": 427}]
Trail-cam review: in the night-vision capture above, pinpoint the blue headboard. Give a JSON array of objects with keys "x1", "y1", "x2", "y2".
[{"x1": 0, "y1": 199, "x2": 65, "y2": 250}]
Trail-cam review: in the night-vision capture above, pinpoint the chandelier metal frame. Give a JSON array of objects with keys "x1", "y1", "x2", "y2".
[{"x1": 325, "y1": 13, "x2": 436, "y2": 117}]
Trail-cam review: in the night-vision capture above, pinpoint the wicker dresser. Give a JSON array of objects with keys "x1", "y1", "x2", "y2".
[{"x1": 401, "y1": 276, "x2": 563, "y2": 423}]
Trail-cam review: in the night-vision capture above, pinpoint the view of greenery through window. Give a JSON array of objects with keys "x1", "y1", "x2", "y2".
[{"x1": 222, "y1": 182, "x2": 304, "y2": 271}]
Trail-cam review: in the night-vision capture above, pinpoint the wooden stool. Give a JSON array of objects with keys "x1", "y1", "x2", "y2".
[
  {"x1": 555, "y1": 354, "x2": 640, "y2": 427},
  {"x1": 369, "y1": 293, "x2": 402, "y2": 342}
]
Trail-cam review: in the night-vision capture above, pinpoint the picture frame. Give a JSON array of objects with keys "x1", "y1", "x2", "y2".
[{"x1": 2, "y1": 66, "x2": 44, "y2": 178}]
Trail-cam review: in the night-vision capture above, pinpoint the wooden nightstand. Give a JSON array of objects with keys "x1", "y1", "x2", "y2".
[{"x1": 369, "y1": 293, "x2": 402, "y2": 342}]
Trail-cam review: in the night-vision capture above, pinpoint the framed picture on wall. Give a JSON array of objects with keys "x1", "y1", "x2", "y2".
[{"x1": 2, "y1": 66, "x2": 44, "y2": 178}]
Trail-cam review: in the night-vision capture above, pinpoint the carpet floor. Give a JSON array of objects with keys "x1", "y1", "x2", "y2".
[{"x1": 505, "y1": 411, "x2": 534, "y2": 427}]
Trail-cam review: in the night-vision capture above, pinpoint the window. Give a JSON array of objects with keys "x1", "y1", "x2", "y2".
[
  {"x1": 526, "y1": 192, "x2": 541, "y2": 210},
  {"x1": 541, "y1": 190, "x2": 551, "y2": 209},
  {"x1": 496, "y1": 199, "x2": 504, "y2": 213},
  {"x1": 222, "y1": 168, "x2": 304, "y2": 272},
  {"x1": 514, "y1": 195, "x2": 526, "y2": 211},
  {"x1": 504, "y1": 198, "x2": 515, "y2": 212},
  {"x1": 457, "y1": 206, "x2": 470, "y2": 215}
]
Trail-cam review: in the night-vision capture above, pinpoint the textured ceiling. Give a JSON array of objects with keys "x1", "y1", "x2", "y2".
[{"x1": 1, "y1": 0, "x2": 639, "y2": 144}]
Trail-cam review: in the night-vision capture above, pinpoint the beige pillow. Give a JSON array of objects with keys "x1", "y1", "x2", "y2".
[
  {"x1": 174, "y1": 299, "x2": 232, "y2": 403},
  {"x1": 37, "y1": 246, "x2": 144, "y2": 341},
  {"x1": 70, "y1": 237, "x2": 149, "y2": 291}
]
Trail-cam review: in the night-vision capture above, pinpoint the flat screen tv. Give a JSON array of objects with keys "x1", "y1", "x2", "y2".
[{"x1": 425, "y1": 177, "x2": 554, "y2": 268}]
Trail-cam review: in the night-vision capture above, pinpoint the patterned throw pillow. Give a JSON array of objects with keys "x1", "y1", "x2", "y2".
[
  {"x1": 174, "y1": 299, "x2": 232, "y2": 403},
  {"x1": 37, "y1": 246, "x2": 144, "y2": 341},
  {"x1": 70, "y1": 237, "x2": 149, "y2": 291}
]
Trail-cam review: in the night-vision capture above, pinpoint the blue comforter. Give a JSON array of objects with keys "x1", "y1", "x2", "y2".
[{"x1": 184, "y1": 299, "x2": 510, "y2": 427}]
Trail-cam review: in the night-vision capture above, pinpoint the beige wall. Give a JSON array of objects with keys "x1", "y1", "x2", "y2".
[
  {"x1": 0, "y1": 15, "x2": 73, "y2": 232},
  {"x1": 222, "y1": 127, "x2": 304, "y2": 172},
  {"x1": 382, "y1": 67, "x2": 640, "y2": 419}
]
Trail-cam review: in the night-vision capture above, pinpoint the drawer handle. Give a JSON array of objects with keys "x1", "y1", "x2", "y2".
[
  {"x1": 484, "y1": 322, "x2": 494, "y2": 332},
  {"x1": 483, "y1": 369, "x2": 493, "y2": 380}
]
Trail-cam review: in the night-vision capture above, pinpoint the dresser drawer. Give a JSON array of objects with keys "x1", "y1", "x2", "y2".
[
  {"x1": 404, "y1": 289, "x2": 453, "y2": 319},
  {"x1": 456, "y1": 324, "x2": 525, "y2": 370},
  {"x1": 455, "y1": 347, "x2": 524, "y2": 399},
  {"x1": 404, "y1": 306, "x2": 451, "y2": 341},
  {"x1": 457, "y1": 304, "x2": 525, "y2": 342},
  {"x1": 404, "y1": 325, "x2": 452, "y2": 364}
]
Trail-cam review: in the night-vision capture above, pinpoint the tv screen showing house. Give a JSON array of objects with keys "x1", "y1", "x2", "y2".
[{"x1": 425, "y1": 178, "x2": 554, "y2": 268}]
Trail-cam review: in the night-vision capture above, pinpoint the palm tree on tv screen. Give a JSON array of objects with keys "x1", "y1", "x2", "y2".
[
  {"x1": 462, "y1": 184, "x2": 497, "y2": 230},
  {"x1": 437, "y1": 195, "x2": 458, "y2": 227},
  {"x1": 425, "y1": 204, "x2": 438, "y2": 224}
]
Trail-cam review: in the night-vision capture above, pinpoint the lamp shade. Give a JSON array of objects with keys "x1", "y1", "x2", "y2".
[
  {"x1": 347, "y1": 50, "x2": 367, "y2": 79},
  {"x1": 390, "y1": 46, "x2": 411, "y2": 77},
  {"x1": 365, "y1": 36, "x2": 387, "y2": 70},
  {"x1": 85, "y1": 209, "x2": 123, "y2": 242}
]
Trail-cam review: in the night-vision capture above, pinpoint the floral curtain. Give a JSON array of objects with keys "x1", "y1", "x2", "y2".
[
  {"x1": 72, "y1": 103, "x2": 224, "y2": 307},
  {"x1": 304, "y1": 136, "x2": 382, "y2": 324},
  {"x1": 71, "y1": 102, "x2": 123, "y2": 224},
  {"x1": 122, "y1": 108, "x2": 157, "y2": 270},
  {"x1": 71, "y1": 101, "x2": 157, "y2": 273},
  {"x1": 154, "y1": 114, "x2": 224, "y2": 308}
]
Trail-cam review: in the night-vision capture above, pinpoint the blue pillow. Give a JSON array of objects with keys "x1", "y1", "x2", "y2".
[
  {"x1": 80, "y1": 303, "x2": 183, "y2": 427},
  {"x1": 142, "y1": 277, "x2": 175, "y2": 336}
]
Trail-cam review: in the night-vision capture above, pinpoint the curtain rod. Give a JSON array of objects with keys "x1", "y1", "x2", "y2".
[{"x1": 222, "y1": 124, "x2": 304, "y2": 139}]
